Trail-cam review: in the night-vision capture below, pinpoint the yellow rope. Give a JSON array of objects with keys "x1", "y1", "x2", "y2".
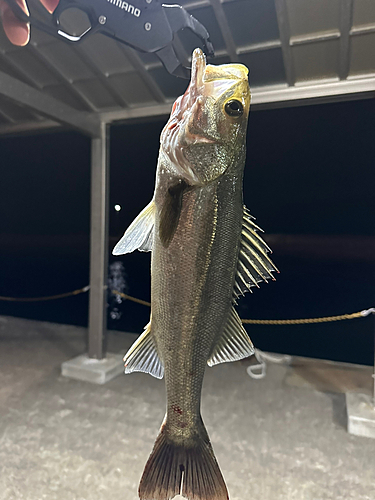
[
  {"x1": 241, "y1": 311, "x2": 366, "y2": 325},
  {"x1": 0, "y1": 286, "x2": 373, "y2": 325},
  {"x1": 0, "y1": 285, "x2": 90, "y2": 302},
  {"x1": 114, "y1": 291, "x2": 151, "y2": 307},
  {"x1": 113, "y1": 291, "x2": 374, "y2": 325}
]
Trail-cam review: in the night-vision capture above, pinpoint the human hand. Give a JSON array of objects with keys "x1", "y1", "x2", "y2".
[{"x1": 0, "y1": 0, "x2": 59, "y2": 45}]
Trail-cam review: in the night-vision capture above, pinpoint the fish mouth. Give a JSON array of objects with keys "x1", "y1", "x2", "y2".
[
  {"x1": 189, "y1": 48, "x2": 206, "y2": 101},
  {"x1": 192, "y1": 47, "x2": 249, "y2": 101}
]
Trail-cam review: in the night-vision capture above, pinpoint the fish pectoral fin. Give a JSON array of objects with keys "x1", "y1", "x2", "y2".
[
  {"x1": 233, "y1": 205, "x2": 279, "y2": 300},
  {"x1": 123, "y1": 320, "x2": 164, "y2": 379},
  {"x1": 112, "y1": 200, "x2": 155, "y2": 255},
  {"x1": 208, "y1": 307, "x2": 254, "y2": 367},
  {"x1": 159, "y1": 180, "x2": 189, "y2": 248}
]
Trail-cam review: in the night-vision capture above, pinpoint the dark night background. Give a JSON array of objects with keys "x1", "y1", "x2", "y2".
[{"x1": 0, "y1": 98, "x2": 374, "y2": 365}]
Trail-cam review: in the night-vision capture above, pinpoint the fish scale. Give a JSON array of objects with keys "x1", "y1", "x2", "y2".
[
  {"x1": 113, "y1": 48, "x2": 278, "y2": 500},
  {"x1": 157, "y1": 185, "x2": 220, "y2": 438}
]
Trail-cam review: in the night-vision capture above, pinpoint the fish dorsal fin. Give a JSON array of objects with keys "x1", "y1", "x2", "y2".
[
  {"x1": 208, "y1": 307, "x2": 254, "y2": 367},
  {"x1": 123, "y1": 320, "x2": 164, "y2": 379},
  {"x1": 112, "y1": 200, "x2": 155, "y2": 255},
  {"x1": 233, "y1": 206, "x2": 278, "y2": 300}
]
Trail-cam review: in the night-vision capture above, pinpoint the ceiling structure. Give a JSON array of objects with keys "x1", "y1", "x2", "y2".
[{"x1": 0, "y1": 0, "x2": 374, "y2": 135}]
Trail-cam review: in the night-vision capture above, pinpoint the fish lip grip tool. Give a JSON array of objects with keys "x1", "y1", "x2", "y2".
[{"x1": 3, "y1": 0, "x2": 214, "y2": 78}]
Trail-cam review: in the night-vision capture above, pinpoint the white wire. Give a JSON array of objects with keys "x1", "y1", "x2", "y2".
[
  {"x1": 246, "y1": 349, "x2": 292, "y2": 380},
  {"x1": 361, "y1": 308, "x2": 375, "y2": 317}
]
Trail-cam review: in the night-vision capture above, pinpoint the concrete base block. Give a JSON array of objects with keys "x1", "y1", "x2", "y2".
[
  {"x1": 61, "y1": 352, "x2": 124, "y2": 384},
  {"x1": 346, "y1": 392, "x2": 375, "y2": 438}
]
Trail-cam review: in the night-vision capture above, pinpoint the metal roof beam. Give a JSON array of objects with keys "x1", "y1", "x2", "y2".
[
  {"x1": 339, "y1": 0, "x2": 353, "y2": 80},
  {"x1": 184, "y1": 0, "x2": 210, "y2": 8},
  {"x1": 351, "y1": 24, "x2": 375, "y2": 35},
  {"x1": 0, "y1": 107, "x2": 16, "y2": 124},
  {"x1": 0, "y1": 119, "x2": 60, "y2": 136},
  {"x1": 290, "y1": 31, "x2": 340, "y2": 46},
  {"x1": 29, "y1": 44, "x2": 98, "y2": 112},
  {"x1": 73, "y1": 45, "x2": 130, "y2": 108},
  {"x1": 100, "y1": 77, "x2": 375, "y2": 120},
  {"x1": 209, "y1": 0, "x2": 238, "y2": 62},
  {"x1": 238, "y1": 40, "x2": 281, "y2": 54},
  {"x1": 274, "y1": 0, "x2": 295, "y2": 86},
  {"x1": 99, "y1": 102, "x2": 172, "y2": 124},
  {"x1": 1, "y1": 76, "x2": 374, "y2": 135},
  {"x1": 118, "y1": 46, "x2": 166, "y2": 104},
  {"x1": 0, "y1": 51, "x2": 42, "y2": 89},
  {"x1": 0, "y1": 71, "x2": 101, "y2": 137},
  {"x1": 251, "y1": 77, "x2": 375, "y2": 109}
]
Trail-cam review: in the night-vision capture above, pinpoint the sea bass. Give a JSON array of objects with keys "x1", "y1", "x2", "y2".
[{"x1": 113, "y1": 48, "x2": 277, "y2": 500}]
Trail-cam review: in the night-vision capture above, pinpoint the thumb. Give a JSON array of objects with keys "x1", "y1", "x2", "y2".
[
  {"x1": 39, "y1": 0, "x2": 59, "y2": 13},
  {"x1": 0, "y1": 0, "x2": 30, "y2": 46}
]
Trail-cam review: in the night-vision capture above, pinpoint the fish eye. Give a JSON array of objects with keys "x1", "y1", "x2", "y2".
[{"x1": 224, "y1": 99, "x2": 244, "y2": 118}]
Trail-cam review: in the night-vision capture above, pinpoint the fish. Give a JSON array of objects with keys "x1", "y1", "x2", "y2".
[{"x1": 113, "y1": 48, "x2": 278, "y2": 500}]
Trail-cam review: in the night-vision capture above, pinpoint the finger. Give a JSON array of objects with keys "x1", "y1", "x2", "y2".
[
  {"x1": 0, "y1": 0, "x2": 30, "y2": 46},
  {"x1": 39, "y1": 0, "x2": 59, "y2": 13}
]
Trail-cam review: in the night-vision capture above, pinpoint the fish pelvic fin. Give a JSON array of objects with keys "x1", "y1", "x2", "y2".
[
  {"x1": 208, "y1": 306, "x2": 254, "y2": 367},
  {"x1": 112, "y1": 200, "x2": 155, "y2": 255},
  {"x1": 123, "y1": 320, "x2": 164, "y2": 379},
  {"x1": 139, "y1": 418, "x2": 229, "y2": 500}
]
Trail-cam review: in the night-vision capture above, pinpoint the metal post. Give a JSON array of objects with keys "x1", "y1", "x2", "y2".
[
  {"x1": 62, "y1": 121, "x2": 124, "y2": 382},
  {"x1": 373, "y1": 313, "x2": 375, "y2": 408},
  {"x1": 88, "y1": 121, "x2": 109, "y2": 359},
  {"x1": 345, "y1": 309, "x2": 375, "y2": 437}
]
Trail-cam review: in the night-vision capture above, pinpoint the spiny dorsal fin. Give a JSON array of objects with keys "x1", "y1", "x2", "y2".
[
  {"x1": 233, "y1": 206, "x2": 278, "y2": 300},
  {"x1": 123, "y1": 320, "x2": 164, "y2": 379},
  {"x1": 112, "y1": 200, "x2": 155, "y2": 255},
  {"x1": 159, "y1": 179, "x2": 189, "y2": 248},
  {"x1": 208, "y1": 307, "x2": 254, "y2": 367}
]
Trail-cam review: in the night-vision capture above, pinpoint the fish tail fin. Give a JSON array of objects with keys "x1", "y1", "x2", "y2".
[{"x1": 139, "y1": 418, "x2": 229, "y2": 500}]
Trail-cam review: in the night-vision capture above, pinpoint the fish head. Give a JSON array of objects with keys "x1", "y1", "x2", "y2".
[{"x1": 160, "y1": 48, "x2": 251, "y2": 185}]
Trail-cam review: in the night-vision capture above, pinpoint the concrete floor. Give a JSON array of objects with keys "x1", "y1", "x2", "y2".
[{"x1": 0, "y1": 315, "x2": 374, "y2": 500}]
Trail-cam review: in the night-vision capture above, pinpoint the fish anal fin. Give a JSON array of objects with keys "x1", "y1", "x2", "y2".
[
  {"x1": 123, "y1": 320, "x2": 164, "y2": 379},
  {"x1": 208, "y1": 307, "x2": 254, "y2": 367},
  {"x1": 112, "y1": 200, "x2": 155, "y2": 256},
  {"x1": 159, "y1": 180, "x2": 189, "y2": 248}
]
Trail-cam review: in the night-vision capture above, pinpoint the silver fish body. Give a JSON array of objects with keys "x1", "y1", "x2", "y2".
[
  {"x1": 153, "y1": 153, "x2": 244, "y2": 428},
  {"x1": 113, "y1": 48, "x2": 277, "y2": 500}
]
